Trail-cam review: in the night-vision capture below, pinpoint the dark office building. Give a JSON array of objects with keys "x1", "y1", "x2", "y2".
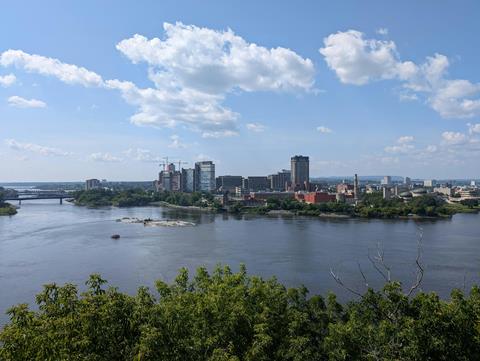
[
  {"x1": 291, "y1": 155, "x2": 309, "y2": 191},
  {"x1": 216, "y1": 175, "x2": 243, "y2": 192},
  {"x1": 268, "y1": 169, "x2": 291, "y2": 191},
  {"x1": 246, "y1": 176, "x2": 269, "y2": 192}
]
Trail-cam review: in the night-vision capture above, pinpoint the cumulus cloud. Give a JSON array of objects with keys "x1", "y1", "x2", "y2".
[
  {"x1": 468, "y1": 123, "x2": 480, "y2": 134},
  {"x1": 110, "y1": 22, "x2": 316, "y2": 136},
  {"x1": 105, "y1": 79, "x2": 238, "y2": 136},
  {"x1": 397, "y1": 135, "x2": 414, "y2": 144},
  {"x1": 320, "y1": 31, "x2": 480, "y2": 119},
  {"x1": 376, "y1": 28, "x2": 389, "y2": 36},
  {"x1": 384, "y1": 135, "x2": 415, "y2": 154},
  {"x1": 246, "y1": 123, "x2": 266, "y2": 132},
  {"x1": 168, "y1": 135, "x2": 187, "y2": 148},
  {"x1": 7, "y1": 95, "x2": 46, "y2": 108},
  {"x1": 117, "y1": 22, "x2": 315, "y2": 94},
  {"x1": 0, "y1": 73, "x2": 16, "y2": 87},
  {"x1": 5, "y1": 139, "x2": 70, "y2": 156},
  {"x1": 316, "y1": 126, "x2": 333, "y2": 134},
  {"x1": 319, "y1": 30, "x2": 416, "y2": 85},
  {"x1": 89, "y1": 152, "x2": 123, "y2": 162},
  {"x1": 441, "y1": 131, "x2": 467, "y2": 145},
  {"x1": 0, "y1": 50, "x2": 103, "y2": 87},
  {"x1": 123, "y1": 148, "x2": 162, "y2": 162},
  {"x1": 1, "y1": 24, "x2": 314, "y2": 138}
]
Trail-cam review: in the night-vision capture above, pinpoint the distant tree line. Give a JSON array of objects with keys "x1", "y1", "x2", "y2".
[
  {"x1": 2, "y1": 265, "x2": 480, "y2": 360},
  {"x1": 73, "y1": 189, "x2": 221, "y2": 209},
  {"x1": 233, "y1": 192, "x2": 469, "y2": 219},
  {"x1": 0, "y1": 187, "x2": 17, "y2": 216}
]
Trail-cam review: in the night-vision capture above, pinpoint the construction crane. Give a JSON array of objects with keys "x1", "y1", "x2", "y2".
[{"x1": 177, "y1": 160, "x2": 188, "y2": 170}]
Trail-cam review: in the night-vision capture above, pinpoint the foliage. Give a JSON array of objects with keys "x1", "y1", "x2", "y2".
[
  {"x1": 73, "y1": 189, "x2": 220, "y2": 209},
  {"x1": 355, "y1": 192, "x2": 456, "y2": 219},
  {"x1": 2, "y1": 266, "x2": 480, "y2": 360},
  {"x1": 0, "y1": 187, "x2": 17, "y2": 216}
]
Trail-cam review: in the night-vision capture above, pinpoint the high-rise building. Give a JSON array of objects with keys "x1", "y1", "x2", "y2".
[
  {"x1": 216, "y1": 175, "x2": 243, "y2": 193},
  {"x1": 181, "y1": 168, "x2": 195, "y2": 192},
  {"x1": 85, "y1": 179, "x2": 101, "y2": 190},
  {"x1": 195, "y1": 161, "x2": 215, "y2": 192},
  {"x1": 268, "y1": 169, "x2": 291, "y2": 191},
  {"x1": 291, "y1": 155, "x2": 309, "y2": 191},
  {"x1": 246, "y1": 176, "x2": 269, "y2": 192},
  {"x1": 423, "y1": 179, "x2": 436, "y2": 188},
  {"x1": 157, "y1": 163, "x2": 182, "y2": 192},
  {"x1": 404, "y1": 177, "x2": 411, "y2": 186},
  {"x1": 381, "y1": 176, "x2": 392, "y2": 186}
]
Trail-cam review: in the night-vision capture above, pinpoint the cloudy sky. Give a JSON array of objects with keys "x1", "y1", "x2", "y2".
[{"x1": 1, "y1": 0, "x2": 479, "y2": 181}]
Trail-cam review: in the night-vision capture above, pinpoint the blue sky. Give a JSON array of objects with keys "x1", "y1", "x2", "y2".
[{"x1": 1, "y1": 0, "x2": 479, "y2": 181}]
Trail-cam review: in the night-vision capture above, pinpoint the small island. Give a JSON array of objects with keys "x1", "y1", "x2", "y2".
[{"x1": 0, "y1": 187, "x2": 17, "y2": 216}]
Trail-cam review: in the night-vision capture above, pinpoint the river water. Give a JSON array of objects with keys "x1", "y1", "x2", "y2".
[{"x1": 0, "y1": 200, "x2": 479, "y2": 325}]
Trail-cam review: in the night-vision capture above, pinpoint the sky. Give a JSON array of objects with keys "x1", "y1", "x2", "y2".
[{"x1": 1, "y1": 0, "x2": 480, "y2": 181}]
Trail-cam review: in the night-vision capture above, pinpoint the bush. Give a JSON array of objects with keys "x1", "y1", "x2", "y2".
[{"x1": 2, "y1": 266, "x2": 480, "y2": 360}]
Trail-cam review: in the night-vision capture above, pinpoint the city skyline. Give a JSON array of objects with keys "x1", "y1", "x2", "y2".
[{"x1": 2, "y1": 1, "x2": 480, "y2": 181}]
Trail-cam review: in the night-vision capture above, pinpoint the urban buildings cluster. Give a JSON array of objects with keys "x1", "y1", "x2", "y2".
[
  {"x1": 85, "y1": 155, "x2": 480, "y2": 207},
  {"x1": 378, "y1": 176, "x2": 480, "y2": 203},
  {"x1": 154, "y1": 156, "x2": 312, "y2": 195}
]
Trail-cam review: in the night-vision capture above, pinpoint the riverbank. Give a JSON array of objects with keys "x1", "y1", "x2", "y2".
[
  {"x1": 150, "y1": 201, "x2": 217, "y2": 212},
  {"x1": 0, "y1": 204, "x2": 17, "y2": 216}
]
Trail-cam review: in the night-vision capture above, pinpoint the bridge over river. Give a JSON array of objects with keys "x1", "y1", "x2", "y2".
[{"x1": 4, "y1": 190, "x2": 75, "y2": 205}]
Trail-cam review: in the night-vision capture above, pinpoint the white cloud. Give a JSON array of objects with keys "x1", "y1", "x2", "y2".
[
  {"x1": 384, "y1": 144, "x2": 415, "y2": 154},
  {"x1": 397, "y1": 135, "x2": 414, "y2": 144},
  {"x1": 384, "y1": 135, "x2": 415, "y2": 154},
  {"x1": 7, "y1": 95, "x2": 46, "y2": 108},
  {"x1": 316, "y1": 126, "x2": 333, "y2": 134},
  {"x1": 0, "y1": 50, "x2": 103, "y2": 87},
  {"x1": 89, "y1": 152, "x2": 123, "y2": 163},
  {"x1": 5, "y1": 139, "x2": 70, "y2": 156},
  {"x1": 376, "y1": 28, "x2": 389, "y2": 36},
  {"x1": 468, "y1": 123, "x2": 480, "y2": 134},
  {"x1": 0, "y1": 24, "x2": 314, "y2": 139},
  {"x1": 168, "y1": 134, "x2": 187, "y2": 148},
  {"x1": 0, "y1": 73, "x2": 16, "y2": 87},
  {"x1": 320, "y1": 32, "x2": 480, "y2": 119},
  {"x1": 319, "y1": 30, "x2": 416, "y2": 85},
  {"x1": 246, "y1": 123, "x2": 266, "y2": 132},
  {"x1": 105, "y1": 79, "x2": 239, "y2": 137},
  {"x1": 123, "y1": 148, "x2": 162, "y2": 162},
  {"x1": 116, "y1": 22, "x2": 315, "y2": 94},
  {"x1": 426, "y1": 145, "x2": 438, "y2": 153},
  {"x1": 109, "y1": 22, "x2": 316, "y2": 137},
  {"x1": 441, "y1": 131, "x2": 467, "y2": 145},
  {"x1": 201, "y1": 130, "x2": 238, "y2": 138}
]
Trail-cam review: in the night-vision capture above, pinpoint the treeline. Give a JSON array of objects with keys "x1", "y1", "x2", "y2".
[
  {"x1": 355, "y1": 192, "x2": 466, "y2": 218},
  {"x1": 74, "y1": 189, "x2": 153, "y2": 207},
  {"x1": 234, "y1": 193, "x2": 460, "y2": 219},
  {"x1": 73, "y1": 189, "x2": 221, "y2": 209},
  {"x1": 0, "y1": 187, "x2": 17, "y2": 216},
  {"x1": 1, "y1": 265, "x2": 480, "y2": 360}
]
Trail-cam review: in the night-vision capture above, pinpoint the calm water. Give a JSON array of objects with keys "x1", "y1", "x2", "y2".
[{"x1": 0, "y1": 200, "x2": 479, "y2": 325}]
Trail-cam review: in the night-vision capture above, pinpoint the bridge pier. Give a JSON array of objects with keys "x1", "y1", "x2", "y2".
[{"x1": 60, "y1": 198, "x2": 63, "y2": 205}]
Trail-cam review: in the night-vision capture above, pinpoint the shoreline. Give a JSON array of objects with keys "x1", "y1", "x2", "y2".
[
  {"x1": 149, "y1": 201, "x2": 217, "y2": 212},
  {"x1": 70, "y1": 200, "x2": 478, "y2": 221}
]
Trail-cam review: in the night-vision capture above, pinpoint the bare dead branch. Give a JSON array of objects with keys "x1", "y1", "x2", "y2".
[
  {"x1": 407, "y1": 227, "x2": 424, "y2": 297},
  {"x1": 357, "y1": 261, "x2": 369, "y2": 289},
  {"x1": 368, "y1": 251, "x2": 389, "y2": 282},
  {"x1": 375, "y1": 242, "x2": 391, "y2": 282},
  {"x1": 329, "y1": 268, "x2": 363, "y2": 297}
]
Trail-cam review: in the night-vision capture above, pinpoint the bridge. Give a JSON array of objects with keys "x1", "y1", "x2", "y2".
[{"x1": 4, "y1": 190, "x2": 75, "y2": 205}]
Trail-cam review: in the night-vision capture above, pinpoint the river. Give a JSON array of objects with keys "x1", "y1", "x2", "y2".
[{"x1": 0, "y1": 200, "x2": 479, "y2": 326}]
